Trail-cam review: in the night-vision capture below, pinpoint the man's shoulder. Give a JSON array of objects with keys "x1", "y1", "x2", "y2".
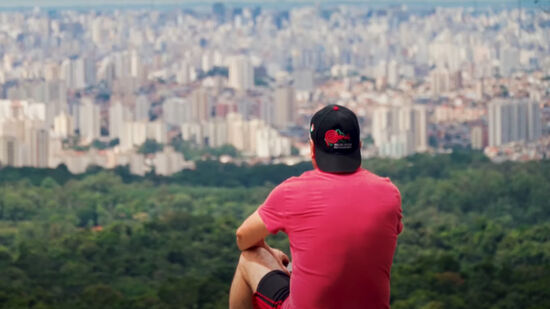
[
  {"x1": 277, "y1": 168, "x2": 399, "y2": 192},
  {"x1": 355, "y1": 169, "x2": 401, "y2": 194},
  {"x1": 281, "y1": 169, "x2": 317, "y2": 184},
  {"x1": 269, "y1": 169, "x2": 321, "y2": 195}
]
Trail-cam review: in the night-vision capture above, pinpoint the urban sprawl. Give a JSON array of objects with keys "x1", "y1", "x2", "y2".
[{"x1": 0, "y1": 4, "x2": 549, "y2": 175}]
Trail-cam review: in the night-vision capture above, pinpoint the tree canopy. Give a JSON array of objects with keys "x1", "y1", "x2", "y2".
[{"x1": 0, "y1": 152, "x2": 548, "y2": 308}]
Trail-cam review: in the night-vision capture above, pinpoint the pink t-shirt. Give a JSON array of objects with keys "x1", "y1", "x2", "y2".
[{"x1": 258, "y1": 168, "x2": 403, "y2": 309}]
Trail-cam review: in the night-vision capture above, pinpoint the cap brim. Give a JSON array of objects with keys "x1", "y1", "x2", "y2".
[{"x1": 314, "y1": 144, "x2": 361, "y2": 173}]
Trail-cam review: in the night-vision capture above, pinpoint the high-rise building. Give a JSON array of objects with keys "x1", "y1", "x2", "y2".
[
  {"x1": 205, "y1": 118, "x2": 228, "y2": 147},
  {"x1": 114, "y1": 51, "x2": 131, "y2": 79},
  {"x1": 449, "y1": 70, "x2": 463, "y2": 91},
  {"x1": 223, "y1": 113, "x2": 290, "y2": 157},
  {"x1": 146, "y1": 121, "x2": 167, "y2": 144},
  {"x1": 273, "y1": 86, "x2": 295, "y2": 129},
  {"x1": 60, "y1": 56, "x2": 94, "y2": 90},
  {"x1": 83, "y1": 55, "x2": 96, "y2": 87},
  {"x1": 247, "y1": 119, "x2": 263, "y2": 154},
  {"x1": 53, "y1": 111, "x2": 73, "y2": 138},
  {"x1": 181, "y1": 118, "x2": 229, "y2": 148},
  {"x1": 470, "y1": 125, "x2": 487, "y2": 150},
  {"x1": 387, "y1": 60, "x2": 399, "y2": 87},
  {"x1": 3, "y1": 54, "x2": 13, "y2": 72},
  {"x1": 256, "y1": 125, "x2": 291, "y2": 158},
  {"x1": 129, "y1": 152, "x2": 148, "y2": 176},
  {"x1": 227, "y1": 113, "x2": 247, "y2": 152},
  {"x1": 176, "y1": 61, "x2": 193, "y2": 85},
  {"x1": 0, "y1": 119, "x2": 23, "y2": 166},
  {"x1": 28, "y1": 102, "x2": 46, "y2": 121},
  {"x1": 73, "y1": 57, "x2": 86, "y2": 89},
  {"x1": 44, "y1": 62, "x2": 60, "y2": 81},
  {"x1": 181, "y1": 122, "x2": 204, "y2": 146},
  {"x1": 411, "y1": 105, "x2": 428, "y2": 152},
  {"x1": 228, "y1": 56, "x2": 254, "y2": 91},
  {"x1": 97, "y1": 58, "x2": 116, "y2": 87},
  {"x1": 1, "y1": 118, "x2": 25, "y2": 143},
  {"x1": 134, "y1": 95, "x2": 150, "y2": 121},
  {"x1": 430, "y1": 67, "x2": 463, "y2": 96},
  {"x1": 293, "y1": 70, "x2": 314, "y2": 92},
  {"x1": 0, "y1": 117, "x2": 49, "y2": 168},
  {"x1": 79, "y1": 99, "x2": 101, "y2": 142},
  {"x1": 92, "y1": 18, "x2": 104, "y2": 46},
  {"x1": 119, "y1": 120, "x2": 166, "y2": 151},
  {"x1": 0, "y1": 135, "x2": 17, "y2": 167},
  {"x1": 0, "y1": 101, "x2": 10, "y2": 120},
  {"x1": 202, "y1": 51, "x2": 214, "y2": 73},
  {"x1": 430, "y1": 67, "x2": 449, "y2": 95},
  {"x1": 163, "y1": 97, "x2": 189, "y2": 126},
  {"x1": 109, "y1": 102, "x2": 132, "y2": 139},
  {"x1": 372, "y1": 105, "x2": 428, "y2": 158},
  {"x1": 191, "y1": 88, "x2": 211, "y2": 121},
  {"x1": 30, "y1": 128, "x2": 49, "y2": 167},
  {"x1": 152, "y1": 146, "x2": 187, "y2": 176},
  {"x1": 130, "y1": 50, "x2": 143, "y2": 80},
  {"x1": 120, "y1": 121, "x2": 147, "y2": 151},
  {"x1": 488, "y1": 99, "x2": 541, "y2": 146},
  {"x1": 475, "y1": 79, "x2": 485, "y2": 100},
  {"x1": 44, "y1": 81, "x2": 68, "y2": 126},
  {"x1": 527, "y1": 102, "x2": 542, "y2": 142},
  {"x1": 60, "y1": 58, "x2": 73, "y2": 89},
  {"x1": 372, "y1": 106, "x2": 393, "y2": 149},
  {"x1": 500, "y1": 47, "x2": 520, "y2": 76}
]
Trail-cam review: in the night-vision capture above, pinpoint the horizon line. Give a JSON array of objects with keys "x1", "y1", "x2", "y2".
[{"x1": 0, "y1": 0, "x2": 531, "y2": 9}]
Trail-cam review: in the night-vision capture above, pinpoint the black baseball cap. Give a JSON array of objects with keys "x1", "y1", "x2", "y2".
[{"x1": 309, "y1": 104, "x2": 361, "y2": 173}]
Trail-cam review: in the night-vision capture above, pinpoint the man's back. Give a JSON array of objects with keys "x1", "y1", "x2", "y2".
[
  {"x1": 259, "y1": 168, "x2": 403, "y2": 309},
  {"x1": 230, "y1": 105, "x2": 402, "y2": 309}
]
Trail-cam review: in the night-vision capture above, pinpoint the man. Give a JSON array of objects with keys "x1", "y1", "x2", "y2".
[{"x1": 230, "y1": 104, "x2": 403, "y2": 309}]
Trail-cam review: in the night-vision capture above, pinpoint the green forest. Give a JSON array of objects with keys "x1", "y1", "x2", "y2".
[{"x1": 0, "y1": 152, "x2": 549, "y2": 309}]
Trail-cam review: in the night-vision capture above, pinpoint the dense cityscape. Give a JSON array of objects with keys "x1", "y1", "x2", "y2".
[
  {"x1": 0, "y1": 3, "x2": 549, "y2": 309},
  {"x1": 0, "y1": 2, "x2": 549, "y2": 175}
]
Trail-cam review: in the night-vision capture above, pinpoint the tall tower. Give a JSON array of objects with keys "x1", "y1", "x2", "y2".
[
  {"x1": 79, "y1": 99, "x2": 101, "y2": 142},
  {"x1": 109, "y1": 102, "x2": 132, "y2": 139},
  {"x1": 412, "y1": 105, "x2": 428, "y2": 152},
  {"x1": 191, "y1": 88, "x2": 211, "y2": 122},
  {"x1": 488, "y1": 98, "x2": 541, "y2": 147},
  {"x1": 30, "y1": 128, "x2": 49, "y2": 168},
  {"x1": 527, "y1": 101, "x2": 542, "y2": 142},
  {"x1": 228, "y1": 56, "x2": 254, "y2": 91},
  {"x1": 0, "y1": 136, "x2": 17, "y2": 167},
  {"x1": 430, "y1": 67, "x2": 450, "y2": 96},
  {"x1": 53, "y1": 111, "x2": 74, "y2": 138},
  {"x1": 372, "y1": 104, "x2": 428, "y2": 158},
  {"x1": 273, "y1": 86, "x2": 295, "y2": 129},
  {"x1": 163, "y1": 97, "x2": 189, "y2": 126},
  {"x1": 134, "y1": 95, "x2": 150, "y2": 121}
]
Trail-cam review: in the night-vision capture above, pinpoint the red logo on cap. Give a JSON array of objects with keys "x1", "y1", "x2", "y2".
[{"x1": 324, "y1": 129, "x2": 350, "y2": 146}]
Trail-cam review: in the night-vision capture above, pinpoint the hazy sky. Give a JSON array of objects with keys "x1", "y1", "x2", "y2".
[{"x1": 0, "y1": 0, "x2": 527, "y2": 8}]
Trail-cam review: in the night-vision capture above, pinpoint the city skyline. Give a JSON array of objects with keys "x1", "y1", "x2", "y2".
[
  {"x1": 0, "y1": 2, "x2": 548, "y2": 174},
  {"x1": 0, "y1": 0, "x2": 541, "y2": 9}
]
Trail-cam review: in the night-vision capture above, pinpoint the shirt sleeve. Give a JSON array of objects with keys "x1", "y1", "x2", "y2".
[{"x1": 258, "y1": 183, "x2": 288, "y2": 234}]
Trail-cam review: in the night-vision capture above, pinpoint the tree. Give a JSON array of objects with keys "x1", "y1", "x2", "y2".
[
  {"x1": 0, "y1": 153, "x2": 548, "y2": 308},
  {"x1": 138, "y1": 139, "x2": 164, "y2": 155}
]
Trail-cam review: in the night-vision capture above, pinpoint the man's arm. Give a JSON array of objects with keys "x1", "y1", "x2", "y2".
[
  {"x1": 236, "y1": 209, "x2": 270, "y2": 251},
  {"x1": 236, "y1": 209, "x2": 291, "y2": 274}
]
